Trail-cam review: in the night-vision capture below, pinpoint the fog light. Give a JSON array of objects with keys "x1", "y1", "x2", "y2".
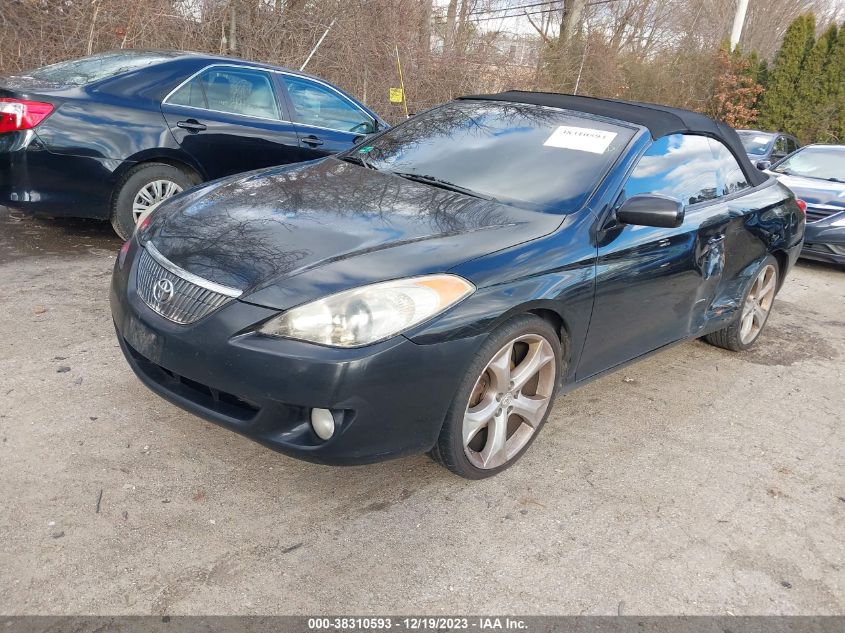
[{"x1": 310, "y1": 408, "x2": 335, "y2": 440}]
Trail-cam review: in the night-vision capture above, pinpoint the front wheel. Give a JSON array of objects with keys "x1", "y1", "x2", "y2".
[
  {"x1": 431, "y1": 314, "x2": 562, "y2": 479},
  {"x1": 705, "y1": 255, "x2": 779, "y2": 351},
  {"x1": 110, "y1": 163, "x2": 197, "y2": 239}
]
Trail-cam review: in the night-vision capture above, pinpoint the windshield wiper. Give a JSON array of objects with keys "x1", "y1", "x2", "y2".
[
  {"x1": 339, "y1": 154, "x2": 377, "y2": 170},
  {"x1": 391, "y1": 172, "x2": 495, "y2": 201},
  {"x1": 777, "y1": 169, "x2": 845, "y2": 184}
]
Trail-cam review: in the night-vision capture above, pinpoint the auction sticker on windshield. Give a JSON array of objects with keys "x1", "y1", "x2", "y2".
[{"x1": 543, "y1": 126, "x2": 617, "y2": 154}]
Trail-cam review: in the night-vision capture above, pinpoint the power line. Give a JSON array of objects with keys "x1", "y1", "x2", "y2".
[
  {"x1": 467, "y1": 0, "x2": 622, "y2": 23},
  {"x1": 468, "y1": 1, "x2": 561, "y2": 17},
  {"x1": 470, "y1": 7, "x2": 561, "y2": 22}
]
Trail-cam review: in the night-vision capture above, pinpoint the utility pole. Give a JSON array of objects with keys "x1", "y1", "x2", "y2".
[
  {"x1": 730, "y1": 0, "x2": 750, "y2": 50},
  {"x1": 300, "y1": 18, "x2": 336, "y2": 71}
]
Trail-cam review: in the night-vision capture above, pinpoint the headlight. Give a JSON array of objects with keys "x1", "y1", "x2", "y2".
[{"x1": 258, "y1": 274, "x2": 475, "y2": 347}]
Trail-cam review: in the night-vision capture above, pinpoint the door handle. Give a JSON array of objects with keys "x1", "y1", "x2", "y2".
[
  {"x1": 176, "y1": 119, "x2": 207, "y2": 133},
  {"x1": 302, "y1": 134, "x2": 324, "y2": 147}
]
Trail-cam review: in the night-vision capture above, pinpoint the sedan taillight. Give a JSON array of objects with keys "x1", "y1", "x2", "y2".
[
  {"x1": 795, "y1": 199, "x2": 807, "y2": 214},
  {"x1": 0, "y1": 98, "x2": 54, "y2": 134}
]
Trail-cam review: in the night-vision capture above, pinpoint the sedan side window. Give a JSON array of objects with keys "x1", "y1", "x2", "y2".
[
  {"x1": 623, "y1": 134, "x2": 720, "y2": 206},
  {"x1": 772, "y1": 136, "x2": 788, "y2": 158},
  {"x1": 282, "y1": 75, "x2": 374, "y2": 133},
  {"x1": 168, "y1": 67, "x2": 281, "y2": 120},
  {"x1": 709, "y1": 139, "x2": 749, "y2": 196},
  {"x1": 786, "y1": 137, "x2": 799, "y2": 154}
]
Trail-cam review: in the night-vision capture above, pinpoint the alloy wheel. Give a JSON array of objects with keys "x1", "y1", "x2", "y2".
[
  {"x1": 739, "y1": 264, "x2": 777, "y2": 345},
  {"x1": 132, "y1": 179, "x2": 183, "y2": 224},
  {"x1": 463, "y1": 334, "x2": 557, "y2": 470}
]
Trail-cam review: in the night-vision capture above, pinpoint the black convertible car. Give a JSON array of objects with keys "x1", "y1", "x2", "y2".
[{"x1": 111, "y1": 92, "x2": 805, "y2": 478}]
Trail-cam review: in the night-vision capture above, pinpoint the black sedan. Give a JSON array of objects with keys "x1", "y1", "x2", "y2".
[
  {"x1": 767, "y1": 144, "x2": 845, "y2": 267},
  {"x1": 111, "y1": 92, "x2": 805, "y2": 478},
  {"x1": 0, "y1": 50, "x2": 385, "y2": 238}
]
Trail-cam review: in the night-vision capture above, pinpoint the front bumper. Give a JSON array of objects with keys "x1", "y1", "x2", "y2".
[
  {"x1": 110, "y1": 240, "x2": 485, "y2": 465},
  {"x1": 801, "y1": 215, "x2": 845, "y2": 267}
]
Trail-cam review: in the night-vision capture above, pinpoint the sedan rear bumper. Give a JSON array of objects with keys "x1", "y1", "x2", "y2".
[
  {"x1": 0, "y1": 131, "x2": 118, "y2": 219},
  {"x1": 110, "y1": 240, "x2": 484, "y2": 464}
]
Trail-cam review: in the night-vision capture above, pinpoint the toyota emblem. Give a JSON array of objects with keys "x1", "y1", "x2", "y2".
[{"x1": 152, "y1": 278, "x2": 175, "y2": 304}]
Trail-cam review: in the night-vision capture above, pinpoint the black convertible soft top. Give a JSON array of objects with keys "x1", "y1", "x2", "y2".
[{"x1": 459, "y1": 90, "x2": 768, "y2": 188}]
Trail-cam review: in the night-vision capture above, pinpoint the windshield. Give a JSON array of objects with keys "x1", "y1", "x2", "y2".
[
  {"x1": 772, "y1": 146, "x2": 845, "y2": 182},
  {"x1": 350, "y1": 100, "x2": 635, "y2": 213},
  {"x1": 737, "y1": 131, "x2": 774, "y2": 156},
  {"x1": 24, "y1": 52, "x2": 172, "y2": 86}
]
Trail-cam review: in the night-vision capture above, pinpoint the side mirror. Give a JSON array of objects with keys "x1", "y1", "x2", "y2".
[
  {"x1": 616, "y1": 194, "x2": 685, "y2": 229},
  {"x1": 756, "y1": 160, "x2": 772, "y2": 171}
]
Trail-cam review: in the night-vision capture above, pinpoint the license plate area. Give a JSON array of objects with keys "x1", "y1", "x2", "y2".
[{"x1": 124, "y1": 314, "x2": 164, "y2": 364}]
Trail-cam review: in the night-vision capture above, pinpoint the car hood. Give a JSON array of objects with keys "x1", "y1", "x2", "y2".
[
  {"x1": 142, "y1": 158, "x2": 563, "y2": 303},
  {"x1": 770, "y1": 172, "x2": 845, "y2": 210}
]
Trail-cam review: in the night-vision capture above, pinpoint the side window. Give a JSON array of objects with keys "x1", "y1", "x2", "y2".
[
  {"x1": 773, "y1": 136, "x2": 788, "y2": 157},
  {"x1": 623, "y1": 134, "x2": 720, "y2": 206},
  {"x1": 167, "y1": 67, "x2": 281, "y2": 120},
  {"x1": 709, "y1": 139, "x2": 749, "y2": 196},
  {"x1": 282, "y1": 75, "x2": 373, "y2": 133},
  {"x1": 786, "y1": 137, "x2": 799, "y2": 153}
]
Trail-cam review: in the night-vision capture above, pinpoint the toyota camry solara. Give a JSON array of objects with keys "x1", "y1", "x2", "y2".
[{"x1": 110, "y1": 91, "x2": 805, "y2": 478}]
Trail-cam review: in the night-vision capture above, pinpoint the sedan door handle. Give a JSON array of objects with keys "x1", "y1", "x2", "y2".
[
  {"x1": 176, "y1": 119, "x2": 207, "y2": 133},
  {"x1": 302, "y1": 134, "x2": 324, "y2": 147}
]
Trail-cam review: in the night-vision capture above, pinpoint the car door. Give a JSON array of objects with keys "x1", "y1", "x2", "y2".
[
  {"x1": 770, "y1": 135, "x2": 789, "y2": 163},
  {"x1": 278, "y1": 74, "x2": 377, "y2": 158},
  {"x1": 160, "y1": 65, "x2": 305, "y2": 180},
  {"x1": 577, "y1": 134, "x2": 738, "y2": 379}
]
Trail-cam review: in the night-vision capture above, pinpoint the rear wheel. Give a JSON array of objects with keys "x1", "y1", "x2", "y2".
[
  {"x1": 705, "y1": 255, "x2": 779, "y2": 351},
  {"x1": 431, "y1": 314, "x2": 562, "y2": 479},
  {"x1": 110, "y1": 163, "x2": 197, "y2": 239}
]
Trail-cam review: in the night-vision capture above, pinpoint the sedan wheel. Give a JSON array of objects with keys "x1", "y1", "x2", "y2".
[
  {"x1": 432, "y1": 315, "x2": 562, "y2": 478},
  {"x1": 132, "y1": 180, "x2": 184, "y2": 225},
  {"x1": 739, "y1": 263, "x2": 777, "y2": 345},
  {"x1": 110, "y1": 162, "x2": 197, "y2": 240}
]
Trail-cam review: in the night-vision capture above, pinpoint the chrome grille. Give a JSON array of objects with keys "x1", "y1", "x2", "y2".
[{"x1": 136, "y1": 243, "x2": 242, "y2": 325}]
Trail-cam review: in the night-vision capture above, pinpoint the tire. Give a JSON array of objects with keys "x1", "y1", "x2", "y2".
[
  {"x1": 431, "y1": 314, "x2": 562, "y2": 479},
  {"x1": 704, "y1": 255, "x2": 779, "y2": 352},
  {"x1": 110, "y1": 162, "x2": 197, "y2": 239}
]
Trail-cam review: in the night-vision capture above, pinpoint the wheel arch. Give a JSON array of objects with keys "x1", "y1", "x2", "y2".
[
  {"x1": 485, "y1": 301, "x2": 575, "y2": 374},
  {"x1": 110, "y1": 149, "x2": 206, "y2": 196},
  {"x1": 770, "y1": 248, "x2": 789, "y2": 292},
  {"x1": 107, "y1": 150, "x2": 205, "y2": 218}
]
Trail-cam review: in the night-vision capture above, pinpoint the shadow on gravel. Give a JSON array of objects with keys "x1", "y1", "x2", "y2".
[{"x1": 0, "y1": 206, "x2": 121, "y2": 264}]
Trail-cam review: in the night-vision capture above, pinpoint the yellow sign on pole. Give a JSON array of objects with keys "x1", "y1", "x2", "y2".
[
  {"x1": 389, "y1": 87, "x2": 405, "y2": 103},
  {"x1": 394, "y1": 45, "x2": 410, "y2": 118}
]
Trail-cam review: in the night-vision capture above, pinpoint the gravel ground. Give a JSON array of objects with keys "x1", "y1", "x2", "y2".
[{"x1": 0, "y1": 207, "x2": 843, "y2": 616}]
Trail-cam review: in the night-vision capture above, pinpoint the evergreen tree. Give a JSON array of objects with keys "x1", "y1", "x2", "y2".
[
  {"x1": 823, "y1": 25, "x2": 845, "y2": 142},
  {"x1": 758, "y1": 14, "x2": 816, "y2": 134},
  {"x1": 795, "y1": 23, "x2": 837, "y2": 143}
]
